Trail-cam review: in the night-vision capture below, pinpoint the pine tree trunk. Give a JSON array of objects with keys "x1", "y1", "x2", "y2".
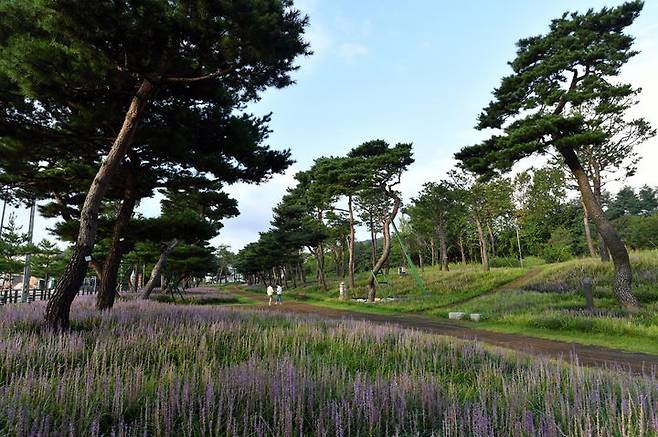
[
  {"x1": 348, "y1": 198, "x2": 356, "y2": 289},
  {"x1": 367, "y1": 197, "x2": 400, "y2": 302},
  {"x1": 370, "y1": 221, "x2": 377, "y2": 268},
  {"x1": 96, "y1": 181, "x2": 138, "y2": 310},
  {"x1": 438, "y1": 223, "x2": 449, "y2": 272},
  {"x1": 44, "y1": 80, "x2": 154, "y2": 330},
  {"x1": 591, "y1": 165, "x2": 610, "y2": 262},
  {"x1": 317, "y1": 242, "x2": 327, "y2": 291},
  {"x1": 581, "y1": 200, "x2": 598, "y2": 258},
  {"x1": 561, "y1": 147, "x2": 637, "y2": 308},
  {"x1": 418, "y1": 247, "x2": 424, "y2": 273},
  {"x1": 141, "y1": 239, "x2": 179, "y2": 299},
  {"x1": 474, "y1": 214, "x2": 490, "y2": 271}
]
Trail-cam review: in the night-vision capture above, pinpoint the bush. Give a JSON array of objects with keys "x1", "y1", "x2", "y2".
[
  {"x1": 490, "y1": 256, "x2": 522, "y2": 268},
  {"x1": 541, "y1": 227, "x2": 574, "y2": 263}
]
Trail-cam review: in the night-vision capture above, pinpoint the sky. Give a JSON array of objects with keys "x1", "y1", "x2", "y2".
[{"x1": 4, "y1": 0, "x2": 658, "y2": 252}]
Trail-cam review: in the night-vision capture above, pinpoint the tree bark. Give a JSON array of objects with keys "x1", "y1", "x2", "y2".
[
  {"x1": 430, "y1": 237, "x2": 436, "y2": 266},
  {"x1": 367, "y1": 197, "x2": 400, "y2": 302},
  {"x1": 560, "y1": 146, "x2": 637, "y2": 308},
  {"x1": 438, "y1": 223, "x2": 449, "y2": 272},
  {"x1": 141, "y1": 239, "x2": 179, "y2": 300},
  {"x1": 591, "y1": 164, "x2": 610, "y2": 262},
  {"x1": 96, "y1": 179, "x2": 138, "y2": 310},
  {"x1": 581, "y1": 200, "x2": 598, "y2": 258},
  {"x1": 347, "y1": 197, "x2": 356, "y2": 289},
  {"x1": 474, "y1": 214, "x2": 490, "y2": 271},
  {"x1": 317, "y1": 242, "x2": 327, "y2": 291},
  {"x1": 458, "y1": 235, "x2": 466, "y2": 264},
  {"x1": 487, "y1": 222, "x2": 496, "y2": 258},
  {"x1": 45, "y1": 79, "x2": 154, "y2": 330}
]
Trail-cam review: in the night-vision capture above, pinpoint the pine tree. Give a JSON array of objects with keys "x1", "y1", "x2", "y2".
[
  {"x1": 456, "y1": 2, "x2": 647, "y2": 308},
  {"x1": 0, "y1": 0, "x2": 309, "y2": 328}
]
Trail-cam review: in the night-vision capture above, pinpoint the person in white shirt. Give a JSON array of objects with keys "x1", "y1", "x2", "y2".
[
  {"x1": 266, "y1": 285, "x2": 275, "y2": 306},
  {"x1": 275, "y1": 284, "x2": 283, "y2": 305}
]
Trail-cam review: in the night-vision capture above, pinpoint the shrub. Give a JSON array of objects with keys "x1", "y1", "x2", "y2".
[{"x1": 541, "y1": 227, "x2": 574, "y2": 263}]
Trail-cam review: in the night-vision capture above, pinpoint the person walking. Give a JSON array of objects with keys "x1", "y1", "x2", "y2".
[
  {"x1": 267, "y1": 284, "x2": 275, "y2": 306},
  {"x1": 275, "y1": 284, "x2": 283, "y2": 305}
]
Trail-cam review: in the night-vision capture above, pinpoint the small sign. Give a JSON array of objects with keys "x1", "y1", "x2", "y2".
[{"x1": 84, "y1": 256, "x2": 92, "y2": 262}]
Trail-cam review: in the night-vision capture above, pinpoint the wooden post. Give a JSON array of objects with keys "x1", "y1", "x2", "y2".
[{"x1": 583, "y1": 277, "x2": 594, "y2": 312}]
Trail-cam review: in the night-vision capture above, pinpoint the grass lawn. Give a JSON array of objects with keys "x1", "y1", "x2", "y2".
[
  {"x1": 0, "y1": 298, "x2": 656, "y2": 435},
  {"x1": 249, "y1": 250, "x2": 658, "y2": 355}
]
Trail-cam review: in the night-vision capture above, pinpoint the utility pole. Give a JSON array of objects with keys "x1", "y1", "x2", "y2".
[
  {"x1": 0, "y1": 197, "x2": 6, "y2": 239},
  {"x1": 515, "y1": 218, "x2": 523, "y2": 268},
  {"x1": 21, "y1": 201, "x2": 36, "y2": 303},
  {"x1": 0, "y1": 186, "x2": 8, "y2": 238}
]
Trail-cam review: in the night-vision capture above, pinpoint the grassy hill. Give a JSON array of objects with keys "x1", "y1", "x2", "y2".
[{"x1": 249, "y1": 250, "x2": 658, "y2": 354}]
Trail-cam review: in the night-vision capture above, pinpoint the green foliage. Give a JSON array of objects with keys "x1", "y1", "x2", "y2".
[
  {"x1": 0, "y1": 213, "x2": 28, "y2": 275},
  {"x1": 541, "y1": 227, "x2": 574, "y2": 263}
]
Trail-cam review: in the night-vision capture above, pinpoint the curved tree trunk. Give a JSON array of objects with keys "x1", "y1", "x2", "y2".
[
  {"x1": 96, "y1": 179, "x2": 138, "y2": 310},
  {"x1": 581, "y1": 200, "x2": 598, "y2": 258},
  {"x1": 367, "y1": 197, "x2": 400, "y2": 302},
  {"x1": 561, "y1": 147, "x2": 637, "y2": 308},
  {"x1": 141, "y1": 239, "x2": 179, "y2": 300},
  {"x1": 45, "y1": 80, "x2": 154, "y2": 330}
]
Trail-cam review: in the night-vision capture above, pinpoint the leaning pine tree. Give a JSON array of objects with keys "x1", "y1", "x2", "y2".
[
  {"x1": 0, "y1": 0, "x2": 309, "y2": 329},
  {"x1": 455, "y1": 1, "x2": 648, "y2": 308}
]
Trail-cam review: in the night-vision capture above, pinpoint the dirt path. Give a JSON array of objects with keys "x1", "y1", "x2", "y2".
[{"x1": 219, "y1": 287, "x2": 658, "y2": 375}]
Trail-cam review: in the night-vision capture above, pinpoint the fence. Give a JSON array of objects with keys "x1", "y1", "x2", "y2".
[{"x1": 0, "y1": 282, "x2": 97, "y2": 306}]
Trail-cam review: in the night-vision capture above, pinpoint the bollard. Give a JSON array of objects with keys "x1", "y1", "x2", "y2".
[
  {"x1": 339, "y1": 282, "x2": 347, "y2": 300},
  {"x1": 583, "y1": 277, "x2": 594, "y2": 312}
]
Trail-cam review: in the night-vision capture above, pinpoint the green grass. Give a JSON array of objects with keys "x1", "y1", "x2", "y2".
[
  {"x1": 152, "y1": 289, "x2": 258, "y2": 306},
  {"x1": 434, "y1": 251, "x2": 658, "y2": 354},
  {"x1": 242, "y1": 250, "x2": 658, "y2": 355},
  {"x1": 278, "y1": 263, "x2": 529, "y2": 313}
]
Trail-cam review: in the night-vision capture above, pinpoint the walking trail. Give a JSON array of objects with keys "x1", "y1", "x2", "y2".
[{"x1": 214, "y1": 284, "x2": 658, "y2": 376}]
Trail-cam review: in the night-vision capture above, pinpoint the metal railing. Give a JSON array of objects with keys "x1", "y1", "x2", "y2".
[{"x1": 0, "y1": 284, "x2": 97, "y2": 306}]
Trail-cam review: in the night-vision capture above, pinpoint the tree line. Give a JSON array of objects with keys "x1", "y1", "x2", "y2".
[{"x1": 236, "y1": 1, "x2": 655, "y2": 309}]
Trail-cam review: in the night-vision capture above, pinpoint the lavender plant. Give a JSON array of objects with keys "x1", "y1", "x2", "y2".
[{"x1": 0, "y1": 299, "x2": 656, "y2": 436}]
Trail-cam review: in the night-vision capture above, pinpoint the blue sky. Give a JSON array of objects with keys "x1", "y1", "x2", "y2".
[{"x1": 6, "y1": 0, "x2": 658, "y2": 251}]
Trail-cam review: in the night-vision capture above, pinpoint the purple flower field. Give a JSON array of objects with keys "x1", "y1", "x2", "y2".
[{"x1": 0, "y1": 298, "x2": 657, "y2": 436}]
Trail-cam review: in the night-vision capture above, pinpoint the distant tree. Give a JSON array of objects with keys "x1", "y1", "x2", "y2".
[
  {"x1": 31, "y1": 240, "x2": 62, "y2": 289},
  {"x1": 0, "y1": 214, "x2": 28, "y2": 289},
  {"x1": 347, "y1": 141, "x2": 413, "y2": 301},
  {"x1": 514, "y1": 168, "x2": 571, "y2": 258},
  {"x1": 215, "y1": 245, "x2": 236, "y2": 284},
  {"x1": 542, "y1": 227, "x2": 574, "y2": 263},
  {"x1": 271, "y1": 187, "x2": 330, "y2": 289},
  {"x1": 407, "y1": 181, "x2": 459, "y2": 271},
  {"x1": 638, "y1": 185, "x2": 658, "y2": 214},
  {"x1": 456, "y1": 2, "x2": 647, "y2": 308}
]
